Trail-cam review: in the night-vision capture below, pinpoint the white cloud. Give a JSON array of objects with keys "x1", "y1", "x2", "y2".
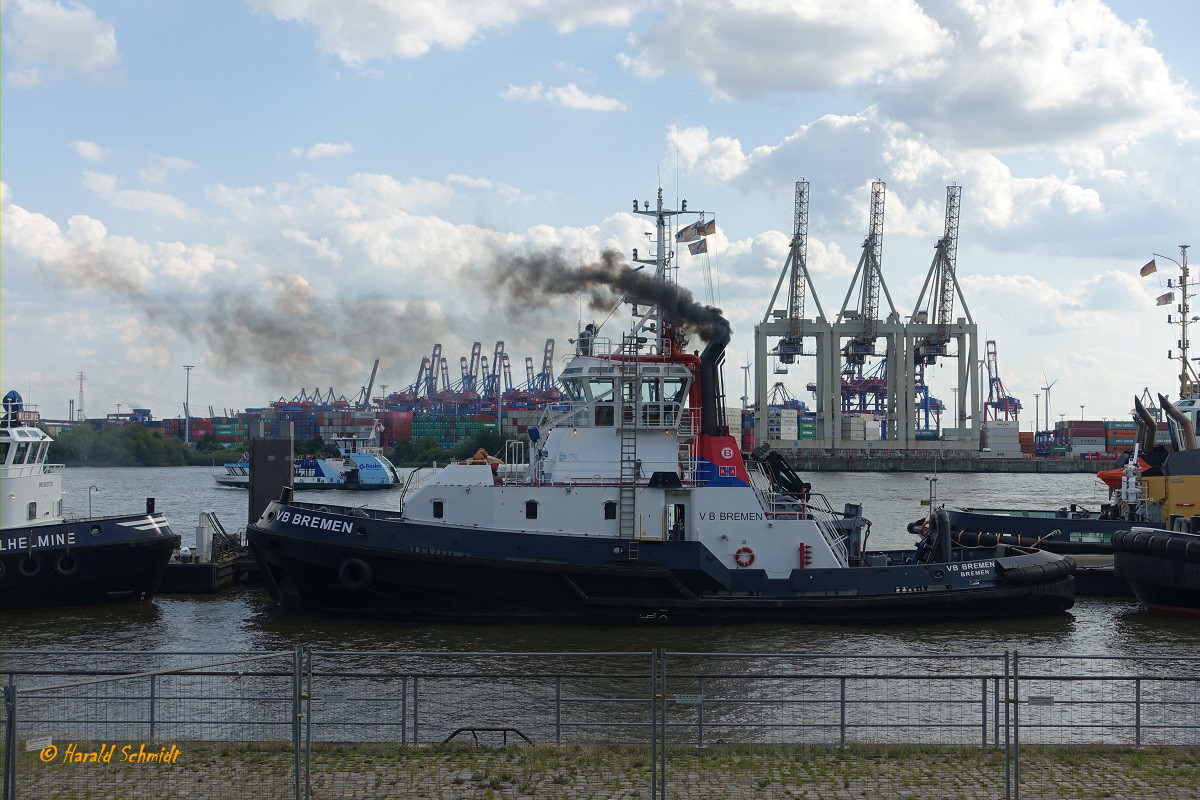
[
  {"x1": 621, "y1": 0, "x2": 946, "y2": 100},
  {"x1": 248, "y1": 0, "x2": 634, "y2": 65},
  {"x1": 82, "y1": 172, "x2": 196, "y2": 220},
  {"x1": 447, "y1": 173, "x2": 493, "y2": 189},
  {"x1": 71, "y1": 140, "x2": 107, "y2": 162},
  {"x1": 282, "y1": 228, "x2": 343, "y2": 265},
  {"x1": 878, "y1": 0, "x2": 1200, "y2": 148},
  {"x1": 300, "y1": 142, "x2": 355, "y2": 159},
  {"x1": 7, "y1": 0, "x2": 121, "y2": 86},
  {"x1": 139, "y1": 155, "x2": 197, "y2": 184},
  {"x1": 206, "y1": 184, "x2": 268, "y2": 222},
  {"x1": 500, "y1": 82, "x2": 625, "y2": 111}
]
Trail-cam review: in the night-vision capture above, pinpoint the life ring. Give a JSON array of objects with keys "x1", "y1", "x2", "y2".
[
  {"x1": 338, "y1": 558, "x2": 373, "y2": 592},
  {"x1": 18, "y1": 554, "x2": 43, "y2": 578},
  {"x1": 55, "y1": 552, "x2": 80, "y2": 577},
  {"x1": 734, "y1": 547, "x2": 755, "y2": 567}
]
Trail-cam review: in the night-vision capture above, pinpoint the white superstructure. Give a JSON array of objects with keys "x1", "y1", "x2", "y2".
[{"x1": 1, "y1": 400, "x2": 66, "y2": 530}]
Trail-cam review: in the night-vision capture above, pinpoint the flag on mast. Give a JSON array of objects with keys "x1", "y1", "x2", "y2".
[
  {"x1": 675, "y1": 217, "x2": 717, "y2": 243},
  {"x1": 1141, "y1": 259, "x2": 1157, "y2": 277},
  {"x1": 688, "y1": 239, "x2": 708, "y2": 255},
  {"x1": 1157, "y1": 291, "x2": 1174, "y2": 306},
  {"x1": 675, "y1": 221, "x2": 701, "y2": 243}
]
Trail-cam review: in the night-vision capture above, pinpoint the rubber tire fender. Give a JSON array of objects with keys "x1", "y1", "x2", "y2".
[
  {"x1": 18, "y1": 554, "x2": 42, "y2": 578},
  {"x1": 1114, "y1": 528, "x2": 1200, "y2": 563},
  {"x1": 55, "y1": 552, "x2": 80, "y2": 577},
  {"x1": 338, "y1": 558, "x2": 373, "y2": 592},
  {"x1": 1000, "y1": 556, "x2": 1076, "y2": 586}
]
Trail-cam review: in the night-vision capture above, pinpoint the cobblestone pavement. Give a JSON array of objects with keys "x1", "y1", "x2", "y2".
[{"x1": 9, "y1": 742, "x2": 1200, "y2": 799}]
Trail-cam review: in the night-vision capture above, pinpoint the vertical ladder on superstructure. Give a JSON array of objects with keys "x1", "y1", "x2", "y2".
[{"x1": 618, "y1": 358, "x2": 639, "y2": 549}]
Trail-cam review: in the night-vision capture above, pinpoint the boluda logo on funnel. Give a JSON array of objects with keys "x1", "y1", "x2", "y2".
[{"x1": 276, "y1": 509, "x2": 355, "y2": 534}]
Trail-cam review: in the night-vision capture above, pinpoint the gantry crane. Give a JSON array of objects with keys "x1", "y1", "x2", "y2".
[
  {"x1": 982, "y1": 340, "x2": 1021, "y2": 421},
  {"x1": 837, "y1": 180, "x2": 898, "y2": 366}
]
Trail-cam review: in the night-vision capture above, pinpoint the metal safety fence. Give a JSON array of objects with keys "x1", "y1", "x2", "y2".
[{"x1": 3, "y1": 649, "x2": 1199, "y2": 799}]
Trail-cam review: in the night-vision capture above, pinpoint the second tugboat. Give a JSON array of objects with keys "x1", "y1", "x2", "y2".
[
  {"x1": 0, "y1": 392, "x2": 180, "y2": 610},
  {"x1": 248, "y1": 190, "x2": 1075, "y2": 623}
]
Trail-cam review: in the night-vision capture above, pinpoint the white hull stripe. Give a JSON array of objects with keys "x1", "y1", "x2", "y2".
[{"x1": 117, "y1": 520, "x2": 166, "y2": 531}]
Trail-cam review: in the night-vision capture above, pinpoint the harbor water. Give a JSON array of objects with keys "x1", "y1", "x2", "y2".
[{"x1": 3, "y1": 466, "x2": 1199, "y2": 658}]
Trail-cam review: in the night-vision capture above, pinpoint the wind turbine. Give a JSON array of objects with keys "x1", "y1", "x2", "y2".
[
  {"x1": 740, "y1": 357, "x2": 752, "y2": 410},
  {"x1": 1041, "y1": 373, "x2": 1059, "y2": 435}
]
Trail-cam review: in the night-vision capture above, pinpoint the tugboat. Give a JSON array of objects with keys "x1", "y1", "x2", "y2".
[
  {"x1": 215, "y1": 437, "x2": 401, "y2": 490},
  {"x1": 1111, "y1": 397, "x2": 1200, "y2": 615},
  {"x1": 0, "y1": 392, "x2": 180, "y2": 610},
  {"x1": 914, "y1": 395, "x2": 1181, "y2": 556},
  {"x1": 247, "y1": 190, "x2": 1075, "y2": 624}
]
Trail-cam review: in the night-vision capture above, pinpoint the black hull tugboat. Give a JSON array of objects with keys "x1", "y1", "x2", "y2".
[
  {"x1": 0, "y1": 392, "x2": 181, "y2": 610},
  {"x1": 248, "y1": 190, "x2": 1075, "y2": 624},
  {"x1": 1110, "y1": 414, "x2": 1200, "y2": 616},
  {"x1": 913, "y1": 395, "x2": 1179, "y2": 556},
  {"x1": 1113, "y1": 527, "x2": 1200, "y2": 617}
]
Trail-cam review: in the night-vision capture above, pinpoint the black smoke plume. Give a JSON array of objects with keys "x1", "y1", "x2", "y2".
[{"x1": 489, "y1": 248, "x2": 731, "y2": 347}]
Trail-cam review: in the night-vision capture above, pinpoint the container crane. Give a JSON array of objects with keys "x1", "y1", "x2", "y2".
[
  {"x1": 983, "y1": 340, "x2": 1021, "y2": 421},
  {"x1": 773, "y1": 181, "x2": 824, "y2": 365},
  {"x1": 837, "y1": 180, "x2": 898, "y2": 367}
]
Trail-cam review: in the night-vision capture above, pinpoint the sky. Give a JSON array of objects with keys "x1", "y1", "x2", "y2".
[{"x1": 3, "y1": 0, "x2": 1199, "y2": 426}]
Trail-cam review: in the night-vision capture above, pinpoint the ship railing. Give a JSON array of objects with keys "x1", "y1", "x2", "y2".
[
  {"x1": 578, "y1": 334, "x2": 670, "y2": 358},
  {"x1": 541, "y1": 396, "x2": 694, "y2": 435},
  {"x1": 806, "y1": 493, "x2": 851, "y2": 564},
  {"x1": 620, "y1": 402, "x2": 686, "y2": 430},
  {"x1": 744, "y1": 462, "x2": 849, "y2": 563},
  {"x1": 4, "y1": 462, "x2": 65, "y2": 478}
]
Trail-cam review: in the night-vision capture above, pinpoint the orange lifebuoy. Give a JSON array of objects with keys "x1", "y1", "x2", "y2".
[{"x1": 734, "y1": 546, "x2": 755, "y2": 567}]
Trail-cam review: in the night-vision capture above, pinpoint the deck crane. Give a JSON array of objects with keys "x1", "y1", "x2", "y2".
[
  {"x1": 983, "y1": 340, "x2": 1021, "y2": 421},
  {"x1": 837, "y1": 180, "x2": 898, "y2": 368}
]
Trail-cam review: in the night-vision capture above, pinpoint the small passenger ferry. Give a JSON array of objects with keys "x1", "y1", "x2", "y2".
[{"x1": 215, "y1": 437, "x2": 400, "y2": 490}]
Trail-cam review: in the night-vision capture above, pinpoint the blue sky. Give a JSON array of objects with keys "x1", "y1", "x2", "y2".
[{"x1": 3, "y1": 0, "x2": 1199, "y2": 425}]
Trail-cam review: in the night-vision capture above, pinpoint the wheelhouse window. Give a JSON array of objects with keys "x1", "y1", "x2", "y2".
[
  {"x1": 561, "y1": 378, "x2": 585, "y2": 401},
  {"x1": 595, "y1": 405, "x2": 615, "y2": 427},
  {"x1": 604, "y1": 501, "x2": 617, "y2": 520},
  {"x1": 525, "y1": 500, "x2": 538, "y2": 519},
  {"x1": 13, "y1": 442, "x2": 29, "y2": 464},
  {"x1": 432, "y1": 500, "x2": 444, "y2": 519},
  {"x1": 0, "y1": 443, "x2": 8, "y2": 464}
]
